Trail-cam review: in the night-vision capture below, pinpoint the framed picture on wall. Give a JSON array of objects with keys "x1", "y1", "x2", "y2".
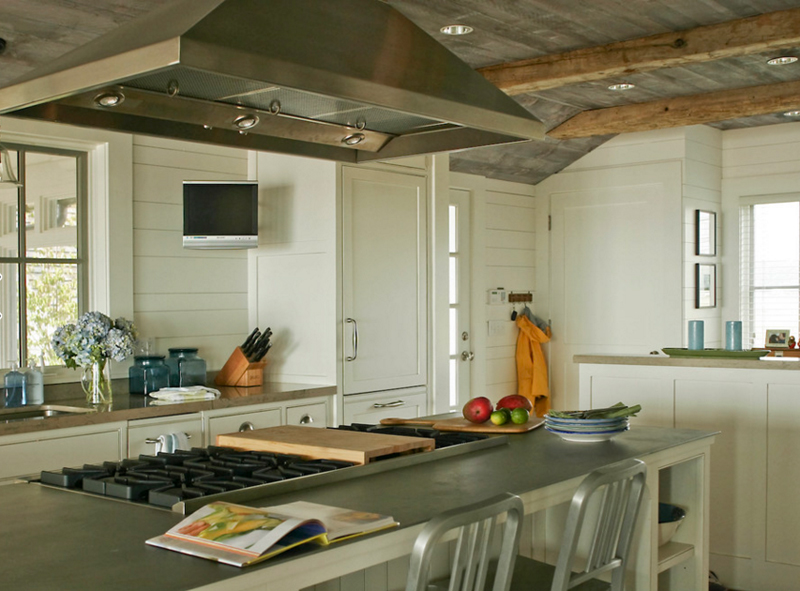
[
  {"x1": 695, "y1": 210, "x2": 716, "y2": 256},
  {"x1": 766, "y1": 329, "x2": 790, "y2": 348},
  {"x1": 695, "y1": 263, "x2": 716, "y2": 308}
]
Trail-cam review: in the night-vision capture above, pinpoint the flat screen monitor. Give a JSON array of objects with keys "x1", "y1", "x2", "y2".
[{"x1": 183, "y1": 181, "x2": 258, "y2": 249}]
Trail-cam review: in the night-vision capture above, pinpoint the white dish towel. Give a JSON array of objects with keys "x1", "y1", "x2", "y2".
[
  {"x1": 148, "y1": 386, "x2": 221, "y2": 404},
  {"x1": 154, "y1": 432, "x2": 192, "y2": 454}
]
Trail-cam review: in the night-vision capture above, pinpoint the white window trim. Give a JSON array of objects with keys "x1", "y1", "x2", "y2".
[{"x1": 1, "y1": 116, "x2": 133, "y2": 382}]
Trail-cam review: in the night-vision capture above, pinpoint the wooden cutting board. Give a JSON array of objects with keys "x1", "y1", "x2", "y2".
[
  {"x1": 380, "y1": 416, "x2": 545, "y2": 434},
  {"x1": 216, "y1": 425, "x2": 435, "y2": 465}
]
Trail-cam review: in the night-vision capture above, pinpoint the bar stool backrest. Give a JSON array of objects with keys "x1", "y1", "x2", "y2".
[
  {"x1": 405, "y1": 493, "x2": 524, "y2": 591},
  {"x1": 553, "y1": 458, "x2": 648, "y2": 591}
]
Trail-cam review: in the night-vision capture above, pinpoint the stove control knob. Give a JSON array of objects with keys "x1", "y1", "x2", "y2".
[{"x1": 239, "y1": 421, "x2": 255, "y2": 432}]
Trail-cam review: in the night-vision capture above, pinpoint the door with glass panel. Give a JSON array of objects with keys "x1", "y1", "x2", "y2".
[
  {"x1": 449, "y1": 189, "x2": 471, "y2": 410},
  {"x1": 0, "y1": 145, "x2": 87, "y2": 370}
]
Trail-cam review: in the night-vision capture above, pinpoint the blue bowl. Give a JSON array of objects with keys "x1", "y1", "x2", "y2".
[{"x1": 658, "y1": 503, "x2": 686, "y2": 546}]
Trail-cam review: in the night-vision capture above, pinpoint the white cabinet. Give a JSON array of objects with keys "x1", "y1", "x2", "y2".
[
  {"x1": 127, "y1": 414, "x2": 204, "y2": 457},
  {"x1": 579, "y1": 359, "x2": 800, "y2": 591},
  {"x1": 205, "y1": 397, "x2": 332, "y2": 442},
  {"x1": 341, "y1": 165, "x2": 427, "y2": 395},
  {"x1": 0, "y1": 421, "x2": 126, "y2": 483},
  {"x1": 342, "y1": 388, "x2": 428, "y2": 425}
]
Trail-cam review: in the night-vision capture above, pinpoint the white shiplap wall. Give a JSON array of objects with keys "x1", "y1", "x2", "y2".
[
  {"x1": 682, "y1": 126, "x2": 723, "y2": 348},
  {"x1": 131, "y1": 136, "x2": 251, "y2": 371}
]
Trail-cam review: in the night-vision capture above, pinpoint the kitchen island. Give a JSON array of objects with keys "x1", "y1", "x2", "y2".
[
  {"x1": 0, "y1": 425, "x2": 715, "y2": 591},
  {"x1": 577, "y1": 354, "x2": 800, "y2": 591}
]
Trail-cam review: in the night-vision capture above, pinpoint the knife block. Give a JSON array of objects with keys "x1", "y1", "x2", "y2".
[{"x1": 215, "y1": 347, "x2": 266, "y2": 387}]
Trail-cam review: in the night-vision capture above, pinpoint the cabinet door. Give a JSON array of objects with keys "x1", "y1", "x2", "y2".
[
  {"x1": 342, "y1": 389, "x2": 428, "y2": 425},
  {"x1": 0, "y1": 422, "x2": 126, "y2": 482},
  {"x1": 342, "y1": 166, "x2": 427, "y2": 394}
]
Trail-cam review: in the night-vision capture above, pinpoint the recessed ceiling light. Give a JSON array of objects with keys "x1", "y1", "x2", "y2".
[
  {"x1": 767, "y1": 56, "x2": 798, "y2": 66},
  {"x1": 94, "y1": 91, "x2": 125, "y2": 107},
  {"x1": 608, "y1": 83, "x2": 635, "y2": 91},
  {"x1": 783, "y1": 110, "x2": 800, "y2": 117},
  {"x1": 440, "y1": 24, "x2": 473, "y2": 35},
  {"x1": 233, "y1": 114, "x2": 259, "y2": 130}
]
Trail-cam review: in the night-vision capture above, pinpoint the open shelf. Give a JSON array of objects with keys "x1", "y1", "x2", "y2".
[{"x1": 657, "y1": 541, "x2": 694, "y2": 573}]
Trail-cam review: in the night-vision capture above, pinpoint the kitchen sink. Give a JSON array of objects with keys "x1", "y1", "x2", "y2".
[{"x1": 0, "y1": 404, "x2": 97, "y2": 423}]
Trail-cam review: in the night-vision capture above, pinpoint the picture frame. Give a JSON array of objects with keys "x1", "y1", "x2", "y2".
[
  {"x1": 695, "y1": 263, "x2": 716, "y2": 308},
  {"x1": 695, "y1": 209, "x2": 716, "y2": 256},
  {"x1": 766, "y1": 329, "x2": 790, "y2": 348}
]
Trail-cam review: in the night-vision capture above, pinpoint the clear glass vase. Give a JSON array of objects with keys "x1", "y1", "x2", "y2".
[{"x1": 82, "y1": 360, "x2": 112, "y2": 405}]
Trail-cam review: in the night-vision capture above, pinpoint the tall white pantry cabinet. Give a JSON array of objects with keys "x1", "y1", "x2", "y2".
[{"x1": 340, "y1": 163, "x2": 429, "y2": 423}]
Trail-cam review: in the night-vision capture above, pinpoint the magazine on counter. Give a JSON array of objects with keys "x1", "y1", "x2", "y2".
[{"x1": 146, "y1": 500, "x2": 398, "y2": 567}]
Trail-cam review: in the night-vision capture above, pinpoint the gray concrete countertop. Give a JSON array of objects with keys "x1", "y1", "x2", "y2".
[
  {"x1": 574, "y1": 353, "x2": 800, "y2": 370},
  {"x1": 0, "y1": 382, "x2": 336, "y2": 437},
  {"x1": 0, "y1": 425, "x2": 715, "y2": 590}
]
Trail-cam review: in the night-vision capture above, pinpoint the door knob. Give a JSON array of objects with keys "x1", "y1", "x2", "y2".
[{"x1": 461, "y1": 351, "x2": 475, "y2": 361}]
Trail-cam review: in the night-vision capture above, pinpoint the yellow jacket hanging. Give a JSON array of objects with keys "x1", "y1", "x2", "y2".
[{"x1": 515, "y1": 314, "x2": 551, "y2": 417}]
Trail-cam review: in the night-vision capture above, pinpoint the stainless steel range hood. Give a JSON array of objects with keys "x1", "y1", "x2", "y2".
[{"x1": 0, "y1": 0, "x2": 544, "y2": 162}]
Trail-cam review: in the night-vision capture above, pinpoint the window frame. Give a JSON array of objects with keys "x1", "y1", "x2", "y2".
[
  {"x1": 0, "y1": 142, "x2": 89, "y2": 367},
  {"x1": 739, "y1": 194, "x2": 800, "y2": 349},
  {"x1": 0, "y1": 116, "x2": 134, "y2": 382}
]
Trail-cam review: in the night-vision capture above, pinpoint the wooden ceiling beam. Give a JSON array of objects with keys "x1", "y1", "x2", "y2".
[
  {"x1": 479, "y1": 8, "x2": 800, "y2": 95},
  {"x1": 548, "y1": 80, "x2": 800, "y2": 139}
]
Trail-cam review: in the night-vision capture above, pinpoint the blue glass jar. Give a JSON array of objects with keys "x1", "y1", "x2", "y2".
[
  {"x1": 166, "y1": 348, "x2": 206, "y2": 387},
  {"x1": 128, "y1": 355, "x2": 170, "y2": 395},
  {"x1": 3, "y1": 363, "x2": 26, "y2": 408}
]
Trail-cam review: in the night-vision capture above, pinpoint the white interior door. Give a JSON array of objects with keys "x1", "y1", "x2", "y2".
[
  {"x1": 342, "y1": 166, "x2": 427, "y2": 395},
  {"x1": 449, "y1": 189, "x2": 472, "y2": 409},
  {"x1": 547, "y1": 162, "x2": 683, "y2": 409}
]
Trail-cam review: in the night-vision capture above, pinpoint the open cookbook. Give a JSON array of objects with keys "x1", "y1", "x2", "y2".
[{"x1": 146, "y1": 500, "x2": 398, "y2": 567}]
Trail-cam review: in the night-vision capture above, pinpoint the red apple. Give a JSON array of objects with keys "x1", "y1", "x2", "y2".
[
  {"x1": 496, "y1": 394, "x2": 533, "y2": 413},
  {"x1": 462, "y1": 396, "x2": 493, "y2": 423}
]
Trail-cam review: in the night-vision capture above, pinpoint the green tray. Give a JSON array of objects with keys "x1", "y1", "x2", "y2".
[{"x1": 662, "y1": 348, "x2": 770, "y2": 359}]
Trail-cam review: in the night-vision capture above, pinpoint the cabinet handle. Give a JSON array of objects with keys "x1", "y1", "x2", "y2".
[
  {"x1": 345, "y1": 318, "x2": 358, "y2": 361},
  {"x1": 373, "y1": 400, "x2": 404, "y2": 408},
  {"x1": 239, "y1": 421, "x2": 255, "y2": 432},
  {"x1": 299, "y1": 414, "x2": 313, "y2": 425},
  {"x1": 145, "y1": 433, "x2": 192, "y2": 444}
]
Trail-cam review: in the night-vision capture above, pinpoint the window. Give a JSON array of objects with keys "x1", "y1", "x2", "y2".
[
  {"x1": 740, "y1": 198, "x2": 800, "y2": 348},
  {"x1": 0, "y1": 144, "x2": 87, "y2": 369}
]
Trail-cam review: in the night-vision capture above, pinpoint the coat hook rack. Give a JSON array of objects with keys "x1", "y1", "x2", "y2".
[{"x1": 508, "y1": 291, "x2": 532, "y2": 303}]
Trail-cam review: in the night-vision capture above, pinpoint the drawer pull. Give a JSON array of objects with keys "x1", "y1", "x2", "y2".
[
  {"x1": 373, "y1": 400, "x2": 404, "y2": 408},
  {"x1": 299, "y1": 414, "x2": 313, "y2": 425},
  {"x1": 145, "y1": 433, "x2": 191, "y2": 444},
  {"x1": 239, "y1": 421, "x2": 255, "y2": 432}
]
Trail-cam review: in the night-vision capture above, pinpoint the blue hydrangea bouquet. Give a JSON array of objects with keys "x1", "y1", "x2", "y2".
[{"x1": 52, "y1": 312, "x2": 138, "y2": 404}]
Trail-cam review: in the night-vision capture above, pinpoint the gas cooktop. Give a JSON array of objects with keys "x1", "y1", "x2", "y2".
[{"x1": 36, "y1": 423, "x2": 506, "y2": 514}]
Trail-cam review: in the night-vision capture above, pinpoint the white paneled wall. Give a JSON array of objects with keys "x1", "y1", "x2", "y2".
[
  {"x1": 250, "y1": 152, "x2": 338, "y2": 387},
  {"x1": 131, "y1": 136, "x2": 250, "y2": 371}
]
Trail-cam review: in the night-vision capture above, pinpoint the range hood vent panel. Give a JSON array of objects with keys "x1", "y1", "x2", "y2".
[
  {"x1": 0, "y1": 0, "x2": 544, "y2": 160},
  {"x1": 126, "y1": 68, "x2": 447, "y2": 135}
]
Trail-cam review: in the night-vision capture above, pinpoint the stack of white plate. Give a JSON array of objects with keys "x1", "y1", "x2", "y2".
[{"x1": 544, "y1": 414, "x2": 629, "y2": 442}]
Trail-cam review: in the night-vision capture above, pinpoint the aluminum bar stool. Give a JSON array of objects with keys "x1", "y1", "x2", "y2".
[
  {"x1": 405, "y1": 493, "x2": 525, "y2": 591},
  {"x1": 510, "y1": 458, "x2": 647, "y2": 591}
]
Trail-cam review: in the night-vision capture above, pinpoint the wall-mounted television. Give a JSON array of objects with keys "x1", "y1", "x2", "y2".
[{"x1": 183, "y1": 181, "x2": 258, "y2": 249}]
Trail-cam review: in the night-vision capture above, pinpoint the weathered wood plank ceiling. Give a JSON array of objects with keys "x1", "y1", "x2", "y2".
[{"x1": 2, "y1": 0, "x2": 800, "y2": 185}]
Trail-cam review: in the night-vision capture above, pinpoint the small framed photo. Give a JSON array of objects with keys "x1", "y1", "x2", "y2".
[
  {"x1": 695, "y1": 263, "x2": 716, "y2": 308},
  {"x1": 766, "y1": 329, "x2": 790, "y2": 348},
  {"x1": 695, "y1": 210, "x2": 716, "y2": 256}
]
